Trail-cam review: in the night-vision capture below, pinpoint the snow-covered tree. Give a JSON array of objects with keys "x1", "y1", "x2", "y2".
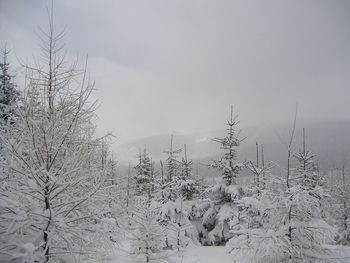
[
  {"x1": 176, "y1": 144, "x2": 201, "y2": 201},
  {"x1": 0, "y1": 14, "x2": 117, "y2": 263},
  {"x1": 108, "y1": 154, "x2": 118, "y2": 186},
  {"x1": 134, "y1": 148, "x2": 154, "y2": 196},
  {"x1": 330, "y1": 156, "x2": 350, "y2": 245},
  {"x1": 210, "y1": 105, "x2": 241, "y2": 186},
  {"x1": 164, "y1": 135, "x2": 182, "y2": 183},
  {"x1": 153, "y1": 135, "x2": 182, "y2": 202},
  {"x1": 226, "y1": 143, "x2": 273, "y2": 248},
  {"x1": 179, "y1": 144, "x2": 192, "y2": 180},
  {"x1": 227, "y1": 128, "x2": 337, "y2": 262},
  {"x1": 200, "y1": 106, "x2": 244, "y2": 245},
  {"x1": 282, "y1": 130, "x2": 335, "y2": 261},
  {"x1": 244, "y1": 142, "x2": 269, "y2": 194},
  {"x1": 0, "y1": 48, "x2": 19, "y2": 184},
  {"x1": 128, "y1": 199, "x2": 166, "y2": 262},
  {"x1": 0, "y1": 48, "x2": 18, "y2": 125}
]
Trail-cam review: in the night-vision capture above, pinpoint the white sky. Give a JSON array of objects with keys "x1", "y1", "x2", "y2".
[{"x1": 1, "y1": 0, "x2": 350, "y2": 143}]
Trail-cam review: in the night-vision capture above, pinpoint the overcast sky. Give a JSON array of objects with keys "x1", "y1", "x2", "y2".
[{"x1": 1, "y1": 0, "x2": 350, "y2": 143}]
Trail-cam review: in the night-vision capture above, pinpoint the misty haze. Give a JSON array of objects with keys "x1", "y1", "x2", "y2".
[{"x1": 1, "y1": 0, "x2": 350, "y2": 262}]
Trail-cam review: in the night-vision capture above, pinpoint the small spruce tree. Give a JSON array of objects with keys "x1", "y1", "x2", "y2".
[
  {"x1": 210, "y1": 105, "x2": 241, "y2": 186},
  {"x1": 0, "y1": 48, "x2": 18, "y2": 125},
  {"x1": 134, "y1": 148, "x2": 153, "y2": 196}
]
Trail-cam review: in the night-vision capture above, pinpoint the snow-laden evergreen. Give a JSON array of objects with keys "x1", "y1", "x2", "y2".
[
  {"x1": 134, "y1": 149, "x2": 154, "y2": 197},
  {"x1": 198, "y1": 106, "x2": 244, "y2": 245},
  {"x1": 210, "y1": 105, "x2": 242, "y2": 187},
  {"x1": 0, "y1": 48, "x2": 18, "y2": 125},
  {"x1": 226, "y1": 129, "x2": 340, "y2": 262},
  {"x1": 330, "y1": 159, "x2": 350, "y2": 246},
  {"x1": 0, "y1": 48, "x2": 19, "y2": 188},
  {"x1": 127, "y1": 198, "x2": 167, "y2": 262}
]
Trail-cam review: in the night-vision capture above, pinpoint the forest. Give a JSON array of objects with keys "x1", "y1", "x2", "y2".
[{"x1": 1, "y1": 3, "x2": 350, "y2": 263}]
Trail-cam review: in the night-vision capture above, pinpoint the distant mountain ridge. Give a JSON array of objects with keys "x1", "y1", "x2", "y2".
[{"x1": 114, "y1": 120, "x2": 350, "y2": 175}]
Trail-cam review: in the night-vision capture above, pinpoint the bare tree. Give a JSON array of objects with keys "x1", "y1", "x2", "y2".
[
  {"x1": 280, "y1": 104, "x2": 298, "y2": 250},
  {"x1": 0, "y1": 9, "x2": 115, "y2": 262},
  {"x1": 245, "y1": 142, "x2": 271, "y2": 195}
]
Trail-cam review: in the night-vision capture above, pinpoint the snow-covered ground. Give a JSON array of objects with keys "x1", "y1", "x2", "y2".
[
  {"x1": 109, "y1": 244, "x2": 234, "y2": 263},
  {"x1": 170, "y1": 244, "x2": 233, "y2": 263}
]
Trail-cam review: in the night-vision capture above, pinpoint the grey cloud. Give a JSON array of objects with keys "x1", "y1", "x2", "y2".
[{"x1": 1, "y1": 0, "x2": 350, "y2": 143}]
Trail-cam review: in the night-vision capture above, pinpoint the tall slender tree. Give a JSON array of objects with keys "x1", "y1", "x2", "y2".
[
  {"x1": 0, "y1": 10, "x2": 116, "y2": 262},
  {"x1": 0, "y1": 48, "x2": 18, "y2": 124},
  {"x1": 201, "y1": 106, "x2": 244, "y2": 245},
  {"x1": 164, "y1": 135, "x2": 182, "y2": 183},
  {"x1": 210, "y1": 105, "x2": 241, "y2": 186}
]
